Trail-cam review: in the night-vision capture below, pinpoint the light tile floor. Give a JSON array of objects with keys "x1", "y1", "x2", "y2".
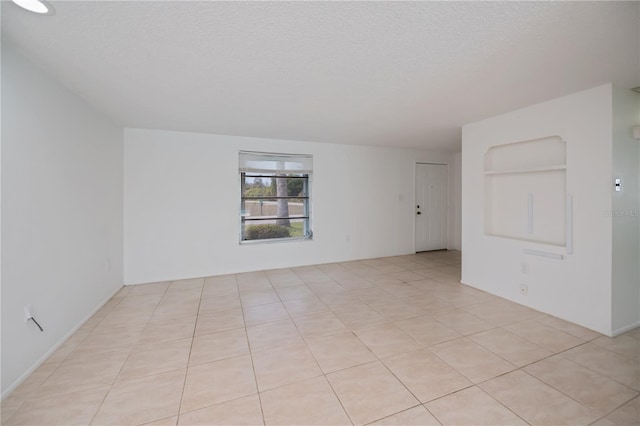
[{"x1": 2, "y1": 250, "x2": 639, "y2": 426}]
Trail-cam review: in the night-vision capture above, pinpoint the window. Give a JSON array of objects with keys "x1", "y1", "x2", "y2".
[{"x1": 239, "y1": 152, "x2": 313, "y2": 242}]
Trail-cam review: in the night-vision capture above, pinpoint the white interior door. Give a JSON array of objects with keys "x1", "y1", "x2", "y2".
[{"x1": 415, "y1": 163, "x2": 448, "y2": 252}]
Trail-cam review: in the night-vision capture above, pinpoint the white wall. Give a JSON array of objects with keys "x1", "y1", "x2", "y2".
[
  {"x1": 611, "y1": 86, "x2": 640, "y2": 334},
  {"x1": 124, "y1": 128, "x2": 455, "y2": 284},
  {"x1": 1, "y1": 45, "x2": 124, "y2": 395},
  {"x1": 448, "y1": 152, "x2": 462, "y2": 251},
  {"x1": 462, "y1": 84, "x2": 616, "y2": 335}
]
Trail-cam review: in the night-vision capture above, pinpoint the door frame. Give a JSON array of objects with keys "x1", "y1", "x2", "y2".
[{"x1": 414, "y1": 162, "x2": 449, "y2": 253}]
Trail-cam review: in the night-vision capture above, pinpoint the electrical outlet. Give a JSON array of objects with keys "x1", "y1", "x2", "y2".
[
  {"x1": 521, "y1": 262, "x2": 529, "y2": 274},
  {"x1": 24, "y1": 305, "x2": 33, "y2": 322},
  {"x1": 519, "y1": 283, "x2": 528, "y2": 295}
]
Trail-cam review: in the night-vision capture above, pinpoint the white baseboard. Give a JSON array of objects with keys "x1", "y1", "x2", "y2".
[
  {"x1": 1, "y1": 285, "x2": 124, "y2": 400},
  {"x1": 612, "y1": 321, "x2": 640, "y2": 337}
]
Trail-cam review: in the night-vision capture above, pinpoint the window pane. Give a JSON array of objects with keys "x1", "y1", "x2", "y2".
[
  {"x1": 242, "y1": 174, "x2": 308, "y2": 198},
  {"x1": 242, "y1": 218, "x2": 307, "y2": 241}
]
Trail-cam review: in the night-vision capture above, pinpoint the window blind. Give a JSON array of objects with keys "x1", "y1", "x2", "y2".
[{"x1": 239, "y1": 151, "x2": 313, "y2": 174}]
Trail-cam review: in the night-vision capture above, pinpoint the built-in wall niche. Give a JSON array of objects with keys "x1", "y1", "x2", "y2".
[{"x1": 484, "y1": 136, "x2": 567, "y2": 246}]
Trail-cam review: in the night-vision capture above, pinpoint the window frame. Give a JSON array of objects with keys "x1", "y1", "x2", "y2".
[{"x1": 239, "y1": 152, "x2": 313, "y2": 244}]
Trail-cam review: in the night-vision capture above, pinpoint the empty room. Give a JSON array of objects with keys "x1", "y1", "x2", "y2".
[{"x1": 1, "y1": 1, "x2": 639, "y2": 425}]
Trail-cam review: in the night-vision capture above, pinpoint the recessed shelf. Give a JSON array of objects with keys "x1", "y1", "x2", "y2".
[
  {"x1": 484, "y1": 136, "x2": 567, "y2": 247},
  {"x1": 484, "y1": 165, "x2": 567, "y2": 175}
]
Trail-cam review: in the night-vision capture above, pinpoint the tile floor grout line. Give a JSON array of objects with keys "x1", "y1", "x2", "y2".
[
  {"x1": 174, "y1": 277, "x2": 206, "y2": 425},
  {"x1": 277, "y1": 277, "x2": 356, "y2": 426},
  {"x1": 239, "y1": 273, "x2": 268, "y2": 426},
  {"x1": 519, "y1": 355, "x2": 640, "y2": 417}
]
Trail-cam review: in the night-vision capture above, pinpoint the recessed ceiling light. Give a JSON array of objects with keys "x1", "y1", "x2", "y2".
[{"x1": 12, "y1": 0, "x2": 53, "y2": 15}]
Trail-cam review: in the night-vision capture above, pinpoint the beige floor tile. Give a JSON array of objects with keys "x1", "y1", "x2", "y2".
[
  {"x1": 327, "y1": 361, "x2": 419, "y2": 425},
  {"x1": 464, "y1": 301, "x2": 539, "y2": 327},
  {"x1": 69, "y1": 323, "x2": 145, "y2": 358},
  {"x1": 94, "y1": 307, "x2": 155, "y2": 329},
  {"x1": 178, "y1": 395, "x2": 262, "y2": 426},
  {"x1": 240, "y1": 289, "x2": 280, "y2": 307},
  {"x1": 152, "y1": 298, "x2": 201, "y2": 321},
  {"x1": 624, "y1": 327, "x2": 640, "y2": 340},
  {"x1": 481, "y1": 370, "x2": 599, "y2": 425},
  {"x1": 92, "y1": 369, "x2": 186, "y2": 426},
  {"x1": 198, "y1": 294, "x2": 241, "y2": 315},
  {"x1": 274, "y1": 285, "x2": 315, "y2": 301},
  {"x1": 368, "y1": 300, "x2": 423, "y2": 322},
  {"x1": 503, "y1": 320, "x2": 584, "y2": 353},
  {"x1": 429, "y1": 338, "x2": 515, "y2": 383},
  {"x1": 1, "y1": 395, "x2": 23, "y2": 424},
  {"x1": 195, "y1": 309, "x2": 244, "y2": 336},
  {"x1": 306, "y1": 331, "x2": 376, "y2": 373},
  {"x1": 261, "y1": 376, "x2": 351, "y2": 426},
  {"x1": 386, "y1": 271, "x2": 429, "y2": 282},
  {"x1": 161, "y1": 288, "x2": 204, "y2": 304},
  {"x1": 332, "y1": 304, "x2": 387, "y2": 331},
  {"x1": 524, "y1": 355, "x2": 638, "y2": 415},
  {"x1": 434, "y1": 310, "x2": 494, "y2": 335},
  {"x1": 243, "y1": 302, "x2": 289, "y2": 327},
  {"x1": 377, "y1": 282, "x2": 425, "y2": 298},
  {"x1": 266, "y1": 269, "x2": 304, "y2": 288},
  {"x1": 143, "y1": 416, "x2": 178, "y2": 426},
  {"x1": 406, "y1": 278, "x2": 444, "y2": 291},
  {"x1": 335, "y1": 277, "x2": 375, "y2": 290},
  {"x1": 318, "y1": 292, "x2": 363, "y2": 308},
  {"x1": 292, "y1": 311, "x2": 348, "y2": 338},
  {"x1": 44, "y1": 331, "x2": 91, "y2": 364},
  {"x1": 394, "y1": 316, "x2": 462, "y2": 347},
  {"x1": 115, "y1": 293, "x2": 164, "y2": 311},
  {"x1": 407, "y1": 296, "x2": 455, "y2": 314},
  {"x1": 127, "y1": 282, "x2": 170, "y2": 295},
  {"x1": 236, "y1": 272, "x2": 273, "y2": 291},
  {"x1": 426, "y1": 386, "x2": 526, "y2": 426},
  {"x1": 535, "y1": 315, "x2": 602, "y2": 341},
  {"x1": 252, "y1": 342, "x2": 322, "y2": 391},
  {"x1": 282, "y1": 296, "x2": 329, "y2": 317},
  {"x1": 6, "y1": 386, "x2": 108, "y2": 426},
  {"x1": 590, "y1": 418, "x2": 619, "y2": 426},
  {"x1": 246, "y1": 318, "x2": 303, "y2": 351},
  {"x1": 118, "y1": 338, "x2": 192, "y2": 382},
  {"x1": 167, "y1": 278, "x2": 204, "y2": 293},
  {"x1": 40, "y1": 350, "x2": 130, "y2": 396},
  {"x1": 369, "y1": 405, "x2": 440, "y2": 426},
  {"x1": 591, "y1": 335, "x2": 639, "y2": 360},
  {"x1": 293, "y1": 269, "x2": 334, "y2": 283},
  {"x1": 383, "y1": 349, "x2": 472, "y2": 403},
  {"x1": 563, "y1": 343, "x2": 640, "y2": 390},
  {"x1": 6, "y1": 359, "x2": 62, "y2": 401},
  {"x1": 348, "y1": 287, "x2": 395, "y2": 304},
  {"x1": 202, "y1": 275, "x2": 238, "y2": 298},
  {"x1": 189, "y1": 328, "x2": 248, "y2": 366},
  {"x1": 606, "y1": 396, "x2": 639, "y2": 426},
  {"x1": 307, "y1": 281, "x2": 346, "y2": 295},
  {"x1": 181, "y1": 355, "x2": 257, "y2": 413},
  {"x1": 141, "y1": 316, "x2": 197, "y2": 344},
  {"x1": 355, "y1": 323, "x2": 421, "y2": 358},
  {"x1": 469, "y1": 328, "x2": 552, "y2": 367}
]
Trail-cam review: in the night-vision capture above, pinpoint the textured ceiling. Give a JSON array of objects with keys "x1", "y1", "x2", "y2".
[{"x1": 2, "y1": 1, "x2": 639, "y2": 151}]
